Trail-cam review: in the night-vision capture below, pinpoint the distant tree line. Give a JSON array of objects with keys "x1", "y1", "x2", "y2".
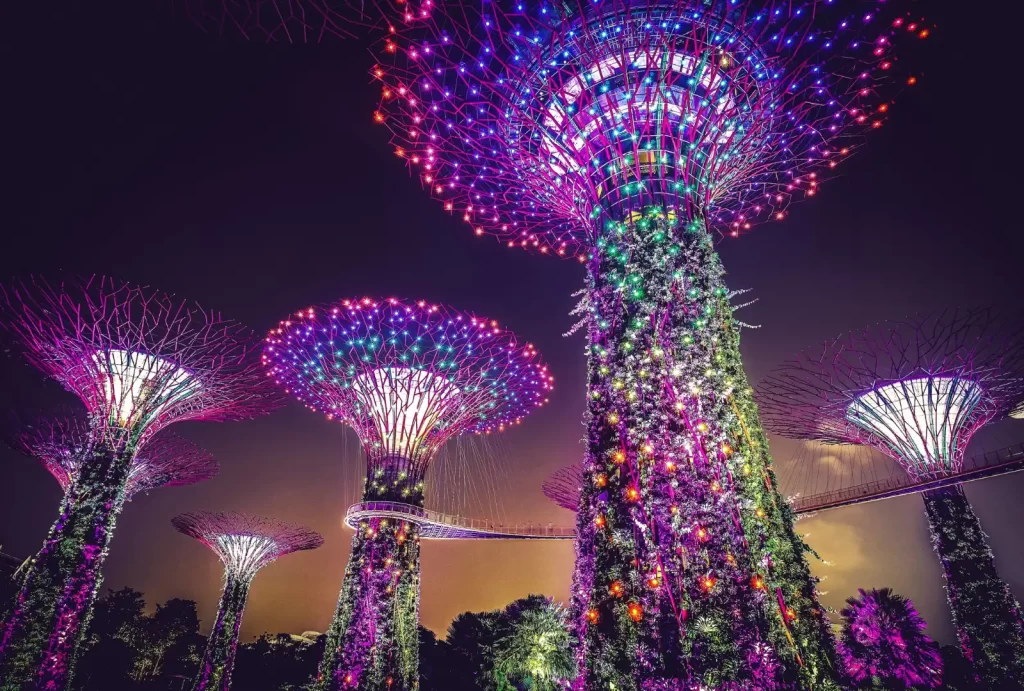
[{"x1": 36, "y1": 585, "x2": 570, "y2": 691}]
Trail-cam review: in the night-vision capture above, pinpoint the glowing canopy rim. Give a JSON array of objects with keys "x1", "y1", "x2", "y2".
[{"x1": 846, "y1": 376, "x2": 984, "y2": 478}]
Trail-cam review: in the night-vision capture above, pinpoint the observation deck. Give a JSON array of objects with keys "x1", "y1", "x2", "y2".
[{"x1": 344, "y1": 501, "x2": 576, "y2": 540}]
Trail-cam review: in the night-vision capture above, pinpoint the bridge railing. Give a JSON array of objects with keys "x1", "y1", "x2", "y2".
[
  {"x1": 791, "y1": 442, "x2": 1024, "y2": 514},
  {"x1": 346, "y1": 501, "x2": 575, "y2": 538}
]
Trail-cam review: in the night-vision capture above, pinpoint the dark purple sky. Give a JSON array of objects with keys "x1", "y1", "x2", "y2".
[{"x1": 1, "y1": 0, "x2": 1021, "y2": 644}]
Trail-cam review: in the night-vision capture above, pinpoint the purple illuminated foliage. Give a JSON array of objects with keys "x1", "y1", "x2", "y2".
[
  {"x1": 173, "y1": 512, "x2": 323, "y2": 691},
  {"x1": 264, "y1": 297, "x2": 552, "y2": 691},
  {"x1": 838, "y1": 588, "x2": 942, "y2": 690},
  {"x1": 0, "y1": 275, "x2": 279, "y2": 691}
]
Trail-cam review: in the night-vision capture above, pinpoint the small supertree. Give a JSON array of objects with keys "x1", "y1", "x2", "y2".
[
  {"x1": 542, "y1": 464, "x2": 583, "y2": 513},
  {"x1": 5, "y1": 409, "x2": 218, "y2": 500},
  {"x1": 0, "y1": 276, "x2": 280, "y2": 690},
  {"x1": 264, "y1": 297, "x2": 553, "y2": 691},
  {"x1": 838, "y1": 588, "x2": 943, "y2": 690},
  {"x1": 172, "y1": 512, "x2": 323, "y2": 691},
  {"x1": 757, "y1": 308, "x2": 1024, "y2": 688}
]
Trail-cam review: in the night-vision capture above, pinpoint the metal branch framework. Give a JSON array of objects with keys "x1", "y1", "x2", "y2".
[
  {"x1": 369, "y1": 0, "x2": 929, "y2": 254},
  {"x1": 542, "y1": 463, "x2": 583, "y2": 513},
  {"x1": 0, "y1": 275, "x2": 282, "y2": 450},
  {"x1": 173, "y1": 512, "x2": 322, "y2": 691},
  {"x1": 180, "y1": 0, "x2": 381, "y2": 42},
  {"x1": 756, "y1": 307, "x2": 1024, "y2": 480},
  {"x1": 264, "y1": 297, "x2": 552, "y2": 691},
  {"x1": 263, "y1": 297, "x2": 553, "y2": 500},
  {"x1": 0, "y1": 275, "x2": 280, "y2": 691},
  {"x1": 172, "y1": 511, "x2": 324, "y2": 579},
  {"x1": 757, "y1": 307, "x2": 1024, "y2": 687},
  {"x1": 6, "y1": 409, "x2": 218, "y2": 500}
]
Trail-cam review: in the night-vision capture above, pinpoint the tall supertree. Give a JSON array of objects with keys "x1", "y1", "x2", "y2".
[
  {"x1": 172, "y1": 512, "x2": 323, "y2": 691},
  {"x1": 0, "y1": 276, "x2": 280, "y2": 690},
  {"x1": 838, "y1": 588, "x2": 943, "y2": 690},
  {"x1": 5, "y1": 409, "x2": 219, "y2": 500},
  {"x1": 353, "y1": 0, "x2": 932, "y2": 687},
  {"x1": 757, "y1": 308, "x2": 1024, "y2": 688},
  {"x1": 263, "y1": 297, "x2": 553, "y2": 691}
]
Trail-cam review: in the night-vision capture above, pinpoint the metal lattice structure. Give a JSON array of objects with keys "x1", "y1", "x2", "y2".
[
  {"x1": 6, "y1": 409, "x2": 218, "y2": 500},
  {"x1": 542, "y1": 463, "x2": 583, "y2": 513},
  {"x1": 0, "y1": 275, "x2": 280, "y2": 690},
  {"x1": 757, "y1": 308, "x2": 1024, "y2": 686},
  {"x1": 179, "y1": 0, "x2": 379, "y2": 42},
  {"x1": 263, "y1": 297, "x2": 553, "y2": 504},
  {"x1": 370, "y1": 0, "x2": 928, "y2": 253},
  {"x1": 172, "y1": 511, "x2": 324, "y2": 579},
  {"x1": 264, "y1": 297, "x2": 551, "y2": 691},
  {"x1": 0, "y1": 276, "x2": 282, "y2": 450},
  {"x1": 173, "y1": 512, "x2": 322, "y2": 691},
  {"x1": 757, "y1": 308, "x2": 1024, "y2": 481}
]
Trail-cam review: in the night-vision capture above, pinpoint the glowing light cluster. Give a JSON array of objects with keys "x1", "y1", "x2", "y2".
[
  {"x1": 263, "y1": 297, "x2": 553, "y2": 478},
  {"x1": 370, "y1": 0, "x2": 930, "y2": 254},
  {"x1": 758, "y1": 308, "x2": 1024, "y2": 479},
  {"x1": 847, "y1": 377, "x2": 983, "y2": 479},
  {"x1": 93, "y1": 349, "x2": 198, "y2": 430}
]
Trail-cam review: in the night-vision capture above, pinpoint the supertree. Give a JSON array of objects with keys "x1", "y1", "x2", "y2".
[
  {"x1": 354, "y1": 0, "x2": 932, "y2": 687},
  {"x1": 0, "y1": 275, "x2": 280, "y2": 690},
  {"x1": 172, "y1": 512, "x2": 323, "y2": 691},
  {"x1": 263, "y1": 297, "x2": 553, "y2": 691},
  {"x1": 5, "y1": 408, "x2": 218, "y2": 500},
  {"x1": 756, "y1": 308, "x2": 1024, "y2": 688},
  {"x1": 838, "y1": 588, "x2": 943, "y2": 691},
  {"x1": 542, "y1": 464, "x2": 583, "y2": 513}
]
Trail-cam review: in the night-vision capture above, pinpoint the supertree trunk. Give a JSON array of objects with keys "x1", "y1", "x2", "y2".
[
  {"x1": 572, "y1": 206, "x2": 838, "y2": 690},
  {"x1": 923, "y1": 484, "x2": 1024, "y2": 688},
  {"x1": 316, "y1": 518, "x2": 421, "y2": 691},
  {"x1": 0, "y1": 446, "x2": 131, "y2": 691},
  {"x1": 193, "y1": 572, "x2": 252, "y2": 691}
]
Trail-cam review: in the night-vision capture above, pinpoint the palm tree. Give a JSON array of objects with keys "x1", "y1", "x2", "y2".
[
  {"x1": 839, "y1": 588, "x2": 943, "y2": 689},
  {"x1": 492, "y1": 602, "x2": 574, "y2": 691}
]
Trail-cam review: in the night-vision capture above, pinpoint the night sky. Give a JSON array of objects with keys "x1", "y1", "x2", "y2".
[{"x1": 1, "y1": 0, "x2": 1022, "y2": 646}]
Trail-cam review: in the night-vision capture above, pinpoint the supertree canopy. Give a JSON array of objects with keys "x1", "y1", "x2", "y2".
[
  {"x1": 838, "y1": 588, "x2": 943, "y2": 690},
  {"x1": 6, "y1": 409, "x2": 218, "y2": 500},
  {"x1": 757, "y1": 308, "x2": 1024, "y2": 688},
  {"x1": 263, "y1": 297, "x2": 553, "y2": 691},
  {"x1": 542, "y1": 463, "x2": 583, "y2": 513},
  {"x1": 0, "y1": 276, "x2": 280, "y2": 691},
  {"x1": 358, "y1": 1, "x2": 931, "y2": 688},
  {"x1": 172, "y1": 512, "x2": 323, "y2": 691}
]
